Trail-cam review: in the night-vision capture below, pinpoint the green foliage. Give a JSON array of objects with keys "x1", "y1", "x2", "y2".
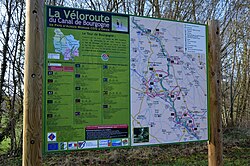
[{"x1": 0, "y1": 138, "x2": 10, "y2": 155}]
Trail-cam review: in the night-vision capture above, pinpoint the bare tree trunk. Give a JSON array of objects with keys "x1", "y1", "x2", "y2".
[
  {"x1": 0, "y1": 0, "x2": 13, "y2": 132},
  {"x1": 9, "y1": 0, "x2": 25, "y2": 153},
  {"x1": 229, "y1": 28, "x2": 238, "y2": 127}
]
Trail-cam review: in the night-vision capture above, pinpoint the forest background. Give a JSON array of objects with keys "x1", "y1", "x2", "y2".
[{"x1": 0, "y1": 0, "x2": 249, "y2": 165}]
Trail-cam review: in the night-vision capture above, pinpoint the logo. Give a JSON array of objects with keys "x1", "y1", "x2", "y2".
[
  {"x1": 122, "y1": 138, "x2": 129, "y2": 146},
  {"x1": 78, "y1": 140, "x2": 98, "y2": 149},
  {"x1": 99, "y1": 140, "x2": 111, "y2": 147},
  {"x1": 68, "y1": 142, "x2": 78, "y2": 150},
  {"x1": 47, "y1": 132, "x2": 56, "y2": 142},
  {"x1": 59, "y1": 142, "x2": 67, "y2": 150},
  {"x1": 112, "y1": 139, "x2": 122, "y2": 147},
  {"x1": 101, "y1": 53, "x2": 109, "y2": 61},
  {"x1": 78, "y1": 141, "x2": 86, "y2": 149},
  {"x1": 48, "y1": 143, "x2": 58, "y2": 151}
]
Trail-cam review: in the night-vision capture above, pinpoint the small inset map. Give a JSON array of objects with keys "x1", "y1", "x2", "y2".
[{"x1": 53, "y1": 29, "x2": 80, "y2": 60}]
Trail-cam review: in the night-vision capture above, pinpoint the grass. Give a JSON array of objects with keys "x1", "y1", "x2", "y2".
[
  {"x1": 0, "y1": 127, "x2": 249, "y2": 165},
  {"x1": 0, "y1": 144, "x2": 249, "y2": 166},
  {"x1": 223, "y1": 146, "x2": 250, "y2": 166},
  {"x1": 0, "y1": 113, "x2": 23, "y2": 155}
]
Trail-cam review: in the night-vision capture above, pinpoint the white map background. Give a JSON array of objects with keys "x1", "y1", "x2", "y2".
[{"x1": 130, "y1": 16, "x2": 208, "y2": 146}]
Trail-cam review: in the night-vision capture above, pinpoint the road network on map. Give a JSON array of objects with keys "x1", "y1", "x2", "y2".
[{"x1": 130, "y1": 16, "x2": 208, "y2": 146}]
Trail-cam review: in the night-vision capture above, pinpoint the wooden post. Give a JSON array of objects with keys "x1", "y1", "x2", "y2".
[
  {"x1": 23, "y1": 0, "x2": 44, "y2": 165},
  {"x1": 207, "y1": 20, "x2": 223, "y2": 166}
]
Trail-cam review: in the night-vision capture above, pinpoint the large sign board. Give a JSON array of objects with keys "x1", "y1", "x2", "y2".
[{"x1": 43, "y1": 6, "x2": 208, "y2": 153}]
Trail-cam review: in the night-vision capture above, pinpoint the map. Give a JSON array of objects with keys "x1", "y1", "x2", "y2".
[
  {"x1": 130, "y1": 16, "x2": 208, "y2": 145},
  {"x1": 44, "y1": 5, "x2": 209, "y2": 153},
  {"x1": 53, "y1": 28, "x2": 80, "y2": 60}
]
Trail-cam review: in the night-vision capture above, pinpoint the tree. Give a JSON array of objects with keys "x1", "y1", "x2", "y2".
[{"x1": 0, "y1": 0, "x2": 25, "y2": 155}]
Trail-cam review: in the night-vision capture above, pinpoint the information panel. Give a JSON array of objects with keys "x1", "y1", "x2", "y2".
[{"x1": 43, "y1": 6, "x2": 208, "y2": 152}]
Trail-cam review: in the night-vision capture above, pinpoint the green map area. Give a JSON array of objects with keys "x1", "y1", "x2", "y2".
[
  {"x1": 53, "y1": 29, "x2": 80, "y2": 60},
  {"x1": 44, "y1": 28, "x2": 130, "y2": 151}
]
